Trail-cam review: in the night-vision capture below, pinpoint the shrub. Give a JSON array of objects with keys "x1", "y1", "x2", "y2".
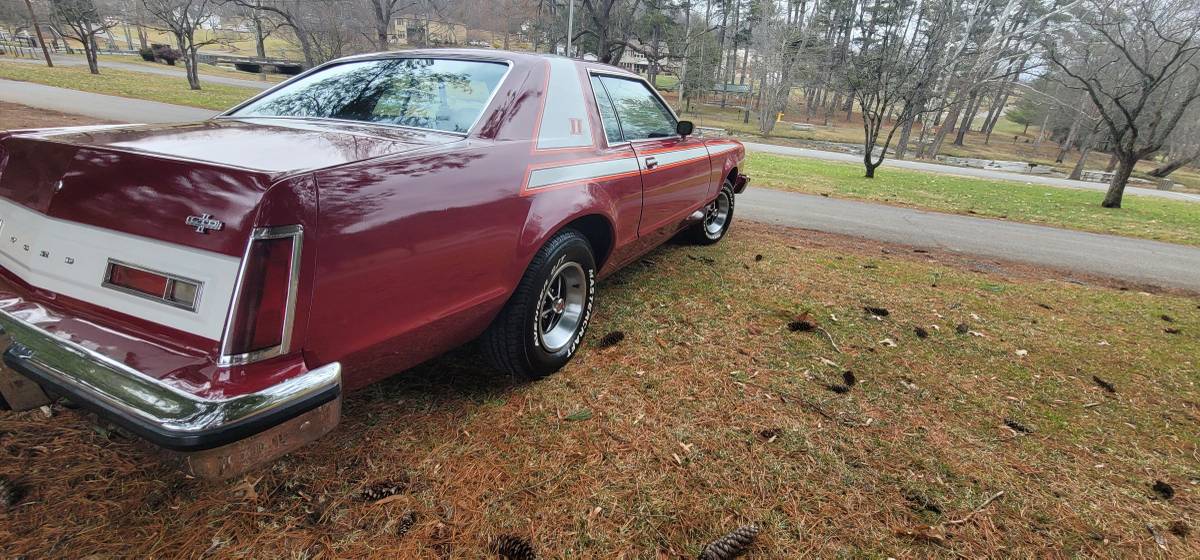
[
  {"x1": 150, "y1": 43, "x2": 181, "y2": 66},
  {"x1": 138, "y1": 47, "x2": 155, "y2": 62}
]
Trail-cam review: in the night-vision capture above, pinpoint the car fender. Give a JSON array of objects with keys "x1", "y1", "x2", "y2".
[
  {"x1": 516, "y1": 183, "x2": 621, "y2": 276},
  {"x1": 706, "y1": 139, "x2": 746, "y2": 192}
]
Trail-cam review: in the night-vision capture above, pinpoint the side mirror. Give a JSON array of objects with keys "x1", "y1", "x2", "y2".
[{"x1": 676, "y1": 120, "x2": 694, "y2": 138}]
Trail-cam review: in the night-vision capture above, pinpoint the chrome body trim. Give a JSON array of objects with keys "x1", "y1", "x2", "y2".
[
  {"x1": 0, "y1": 303, "x2": 341, "y2": 445},
  {"x1": 217, "y1": 224, "x2": 304, "y2": 367}
]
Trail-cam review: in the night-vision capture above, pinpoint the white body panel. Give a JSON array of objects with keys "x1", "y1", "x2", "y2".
[{"x1": 0, "y1": 198, "x2": 239, "y2": 340}]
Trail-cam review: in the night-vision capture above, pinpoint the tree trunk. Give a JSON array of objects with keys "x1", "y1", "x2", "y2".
[
  {"x1": 1102, "y1": 155, "x2": 1136, "y2": 208},
  {"x1": 1148, "y1": 151, "x2": 1200, "y2": 177},
  {"x1": 952, "y1": 93, "x2": 978, "y2": 146},
  {"x1": 1055, "y1": 115, "x2": 1081, "y2": 164},
  {"x1": 927, "y1": 100, "x2": 962, "y2": 159},
  {"x1": 254, "y1": 15, "x2": 266, "y2": 58},
  {"x1": 1032, "y1": 111, "x2": 1051, "y2": 154},
  {"x1": 1105, "y1": 152, "x2": 1118, "y2": 172},
  {"x1": 863, "y1": 137, "x2": 879, "y2": 178},
  {"x1": 82, "y1": 27, "x2": 100, "y2": 74},
  {"x1": 22, "y1": 0, "x2": 53, "y2": 67},
  {"x1": 982, "y1": 85, "x2": 1011, "y2": 145},
  {"x1": 1069, "y1": 143, "x2": 1091, "y2": 180},
  {"x1": 376, "y1": 23, "x2": 389, "y2": 52},
  {"x1": 738, "y1": 36, "x2": 750, "y2": 85},
  {"x1": 177, "y1": 33, "x2": 201, "y2": 90},
  {"x1": 85, "y1": 43, "x2": 99, "y2": 74},
  {"x1": 895, "y1": 117, "x2": 916, "y2": 161}
]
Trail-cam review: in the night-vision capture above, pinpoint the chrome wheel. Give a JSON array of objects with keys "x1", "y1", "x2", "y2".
[
  {"x1": 537, "y1": 260, "x2": 587, "y2": 352},
  {"x1": 703, "y1": 192, "x2": 732, "y2": 237}
]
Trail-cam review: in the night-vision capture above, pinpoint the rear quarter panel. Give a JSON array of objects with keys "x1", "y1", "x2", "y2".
[{"x1": 704, "y1": 139, "x2": 746, "y2": 194}]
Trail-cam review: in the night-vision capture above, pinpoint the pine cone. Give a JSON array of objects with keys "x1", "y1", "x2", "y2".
[
  {"x1": 490, "y1": 534, "x2": 537, "y2": 560},
  {"x1": 0, "y1": 476, "x2": 21, "y2": 508},
  {"x1": 698, "y1": 524, "x2": 760, "y2": 560},
  {"x1": 396, "y1": 510, "x2": 417, "y2": 537},
  {"x1": 597, "y1": 331, "x2": 626, "y2": 348},
  {"x1": 359, "y1": 479, "x2": 408, "y2": 501}
]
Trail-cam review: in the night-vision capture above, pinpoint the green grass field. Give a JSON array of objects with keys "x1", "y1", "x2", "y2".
[
  {"x1": 0, "y1": 63, "x2": 260, "y2": 111},
  {"x1": 94, "y1": 54, "x2": 287, "y2": 83},
  {"x1": 749, "y1": 152, "x2": 1200, "y2": 246}
]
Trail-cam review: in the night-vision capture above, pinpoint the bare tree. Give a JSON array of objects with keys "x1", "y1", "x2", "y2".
[
  {"x1": 19, "y1": 0, "x2": 56, "y2": 66},
  {"x1": 142, "y1": 0, "x2": 221, "y2": 89},
  {"x1": 365, "y1": 0, "x2": 416, "y2": 51},
  {"x1": 849, "y1": 0, "x2": 955, "y2": 177},
  {"x1": 1147, "y1": 104, "x2": 1200, "y2": 177},
  {"x1": 1045, "y1": 0, "x2": 1200, "y2": 207},
  {"x1": 578, "y1": 0, "x2": 640, "y2": 64},
  {"x1": 228, "y1": 0, "x2": 365, "y2": 66},
  {"x1": 49, "y1": 0, "x2": 115, "y2": 73}
]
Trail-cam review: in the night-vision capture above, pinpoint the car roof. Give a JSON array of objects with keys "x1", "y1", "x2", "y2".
[{"x1": 330, "y1": 48, "x2": 638, "y2": 77}]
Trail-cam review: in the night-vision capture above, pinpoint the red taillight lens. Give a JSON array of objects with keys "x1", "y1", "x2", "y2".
[
  {"x1": 108, "y1": 264, "x2": 169, "y2": 296},
  {"x1": 223, "y1": 231, "x2": 299, "y2": 358}
]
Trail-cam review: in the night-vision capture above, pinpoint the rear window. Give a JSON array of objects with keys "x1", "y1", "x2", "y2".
[{"x1": 230, "y1": 58, "x2": 508, "y2": 134}]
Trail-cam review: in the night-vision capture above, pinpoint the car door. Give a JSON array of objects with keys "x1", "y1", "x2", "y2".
[{"x1": 592, "y1": 74, "x2": 712, "y2": 237}]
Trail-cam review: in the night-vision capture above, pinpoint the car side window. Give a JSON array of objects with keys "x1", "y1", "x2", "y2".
[
  {"x1": 597, "y1": 76, "x2": 677, "y2": 141},
  {"x1": 590, "y1": 76, "x2": 624, "y2": 144}
]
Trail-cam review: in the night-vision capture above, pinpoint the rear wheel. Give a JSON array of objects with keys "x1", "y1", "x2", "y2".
[
  {"x1": 482, "y1": 229, "x2": 596, "y2": 379},
  {"x1": 689, "y1": 181, "x2": 735, "y2": 245}
]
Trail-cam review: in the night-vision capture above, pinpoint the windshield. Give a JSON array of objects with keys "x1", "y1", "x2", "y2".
[{"x1": 230, "y1": 58, "x2": 508, "y2": 134}]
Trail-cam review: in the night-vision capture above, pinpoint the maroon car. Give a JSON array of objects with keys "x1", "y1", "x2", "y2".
[{"x1": 0, "y1": 49, "x2": 747, "y2": 477}]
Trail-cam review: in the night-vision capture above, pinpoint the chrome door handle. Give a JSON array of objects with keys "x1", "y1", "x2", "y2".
[{"x1": 645, "y1": 156, "x2": 658, "y2": 170}]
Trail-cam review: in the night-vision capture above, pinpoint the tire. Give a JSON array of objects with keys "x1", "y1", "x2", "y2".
[
  {"x1": 482, "y1": 229, "x2": 597, "y2": 379},
  {"x1": 689, "y1": 181, "x2": 735, "y2": 245}
]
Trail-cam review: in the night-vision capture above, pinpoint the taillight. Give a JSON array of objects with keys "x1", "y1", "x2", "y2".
[
  {"x1": 103, "y1": 260, "x2": 202, "y2": 311},
  {"x1": 219, "y1": 225, "x2": 302, "y2": 365}
]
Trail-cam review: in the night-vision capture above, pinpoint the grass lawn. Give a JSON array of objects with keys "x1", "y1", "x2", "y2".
[
  {"x1": 1, "y1": 222, "x2": 1196, "y2": 558},
  {"x1": 660, "y1": 96, "x2": 1200, "y2": 194},
  {"x1": 95, "y1": 54, "x2": 287, "y2": 83},
  {"x1": 749, "y1": 152, "x2": 1200, "y2": 247},
  {"x1": 0, "y1": 63, "x2": 259, "y2": 111}
]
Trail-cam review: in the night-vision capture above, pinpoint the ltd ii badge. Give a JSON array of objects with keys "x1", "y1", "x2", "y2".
[{"x1": 185, "y1": 213, "x2": 224, "y2": 234}]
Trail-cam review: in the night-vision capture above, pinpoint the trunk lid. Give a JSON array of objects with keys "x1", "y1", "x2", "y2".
[{"x1": 0, "y1": 118, "x2": 456, "y2": 256}]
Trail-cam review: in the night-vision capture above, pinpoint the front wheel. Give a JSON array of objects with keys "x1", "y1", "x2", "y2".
[
  {"x1": 482, "y1": 229, "x2": 596, "y2": 379},
  {"x1": 689, "y1": 181, "x2": 735, "y2": 245}
]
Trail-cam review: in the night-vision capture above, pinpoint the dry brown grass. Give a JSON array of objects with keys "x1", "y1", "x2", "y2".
[
  {"x1": 1, "y1": 220, "x2": 1197, "y2": 559},
  {"x1": 0, "y1": 102, "x2": 114, "y2": 129}
]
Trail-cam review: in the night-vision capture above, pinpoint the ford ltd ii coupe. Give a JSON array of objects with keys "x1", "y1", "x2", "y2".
[{"x1": 0, "y1": 49, "x2": 747, "y2": 477}]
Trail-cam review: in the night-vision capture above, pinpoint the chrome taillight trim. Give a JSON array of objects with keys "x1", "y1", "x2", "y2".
[
  {"x1": 101, "y1": 258, "x2": 205, "y2": 312},
  {"x1": 217, "y1": 225, "x2": 303, "y2": 367}
]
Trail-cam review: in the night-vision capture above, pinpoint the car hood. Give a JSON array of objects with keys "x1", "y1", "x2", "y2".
[{"x1": 17, "y1": 118, "x2": 462, "y2": 175}]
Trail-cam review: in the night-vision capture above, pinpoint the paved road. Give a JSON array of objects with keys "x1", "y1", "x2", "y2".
[
  {"x1": 2, "y1": 82, "x2": 1197, "y2": 291},
  {"x1": 740, "y1": 189, "x2": 1200, "y2": 291},
  {"x1": 0, "y1": 79, "x2": 215, "y2": 123},
  {"x1": 7, "y1": 55, "x2": 275, "y2": 90},
  {"x1": 744, "y1": 142, "x2": 1200, "y2": 203}
]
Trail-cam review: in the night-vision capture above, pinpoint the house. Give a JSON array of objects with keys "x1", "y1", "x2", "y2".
[{"x1": 393, "y1": 16, "x2": 469, "y2": 47}]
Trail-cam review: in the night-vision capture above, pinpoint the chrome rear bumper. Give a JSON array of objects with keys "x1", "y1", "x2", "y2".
[{"x1": 0, "y1": 306, "x2": 340, "y2": 453}]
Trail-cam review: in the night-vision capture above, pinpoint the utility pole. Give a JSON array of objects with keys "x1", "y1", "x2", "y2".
[
  {"x1": 565, "y1": 0, "x2": 574, "y2": 57},
  {"x1": 22, "y1": 0, "x2": 54, "y2": 67},
  {"x1": 678, "y1": 1, "x2": 691, "y2": 112}
]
